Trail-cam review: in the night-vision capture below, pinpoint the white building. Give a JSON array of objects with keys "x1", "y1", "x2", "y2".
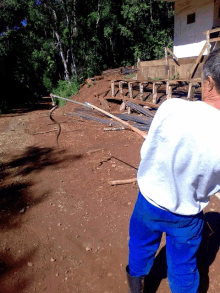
[{"x1": 169, "y1": 0, "x2": 220, "y2": 58}]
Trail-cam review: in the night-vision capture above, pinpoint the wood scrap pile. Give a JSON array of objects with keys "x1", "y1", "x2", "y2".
[
  {"x1": 68, "y1": 100, "x2": 156, "y2": 132},
  {"x1": 49, "y1": 94, "x2": 158, "y2": 185},
  {"x1": 120, "y1": 67, "x2": 137, "y2": 75}
]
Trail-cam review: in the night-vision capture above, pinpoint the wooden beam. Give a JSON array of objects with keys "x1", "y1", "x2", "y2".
[
  {"x1": 203, "y1": 27, "x2": 220, "y2": 35},
  {"x1": 104, "y1": 96, "x2": 160, "y2": 108},
  {"x1": 209, "y1": 37, "x2": 220, "y2": 43},
  {"x1": 189, "y1": 42, "x2": 208, "y2": 79},
  {"x1": 166, "y1": 47, "x2": 178, "y2": 61}
]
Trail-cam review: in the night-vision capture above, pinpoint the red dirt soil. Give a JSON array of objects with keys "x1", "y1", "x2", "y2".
[{"x1": 0, "y1": 74, "x2": 220, "y2": 293}]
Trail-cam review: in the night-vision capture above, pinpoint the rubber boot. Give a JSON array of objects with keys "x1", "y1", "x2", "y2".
[{"x1": 126, "y1": 266, "x2": 145, "y2": 293}]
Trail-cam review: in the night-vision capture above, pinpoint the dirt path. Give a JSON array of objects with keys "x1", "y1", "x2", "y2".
[{"x1": 0, "y1": 78, "x2": 220, "y2": 293}]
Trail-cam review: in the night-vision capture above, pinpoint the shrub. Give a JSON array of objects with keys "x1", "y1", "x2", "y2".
[{"x1": 52, "y1": 78, "x2": 80, "y2": 107}]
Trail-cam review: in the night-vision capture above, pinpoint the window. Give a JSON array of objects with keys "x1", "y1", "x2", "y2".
[{"x1": 187, "y1": 13, "x2": 196, "y2": 24}]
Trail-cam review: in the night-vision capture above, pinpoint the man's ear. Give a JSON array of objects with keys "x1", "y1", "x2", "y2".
[{"x1": 207, "y1": 76, "x2": 215, "y2": 92}]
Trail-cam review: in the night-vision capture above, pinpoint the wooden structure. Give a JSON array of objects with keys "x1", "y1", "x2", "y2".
[
  {"x1": 131, "y1": 27, "x2": 220, "y2": 102},
  {"x1": 122, "y1": 0, "x2": 220, "y2": 102},
  {"x1": 164, "y1": 0, "x2": 220, "y2": 58}
]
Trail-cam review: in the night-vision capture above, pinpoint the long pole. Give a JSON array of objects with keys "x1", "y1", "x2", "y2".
[{"x1": 50, "y1": 94, "x2": 147, "y2": 138}]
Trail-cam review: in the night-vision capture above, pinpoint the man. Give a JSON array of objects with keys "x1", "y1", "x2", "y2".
[{"x1": 127, "y1": 49, "x2": 220, "y2": 293}]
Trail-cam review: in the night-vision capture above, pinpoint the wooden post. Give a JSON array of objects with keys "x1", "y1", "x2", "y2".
[
  {"x1": 119, "y1": 81, "x2": 123, "y2": 96},
  {"x1": 166, "y1": 81, "x2": 169, "y2": 97},
  {"x1": 166, "y1": 81, "x2": 172, "y2": 99},
  {"x1": 152, "y1": 82, "x2": 157, "y2": 104},
  {"x1": 111, "y1": 80, "x2": 115, "y2": 97},
  {"x1": 206, "y1": 31, "x2": 210, "y2": 55},
  {"x1": 120, "y1": 102, "x2": 126, "y2": 112},
  {"x1": 165, "y1": 47, "x2": 168, "y2": 66},
  {"x1": 189, "y1": 42, "x2": 208, "y2": 79},
  {"x1": 187, "y1": 82, "x2": 193, "y2": 100},
  {"x1": 139, "y1": 83, "x2": 144, "y2": 100},
  {"x1": 128, "y1": 82, "x2": 133, "y2": 98}
]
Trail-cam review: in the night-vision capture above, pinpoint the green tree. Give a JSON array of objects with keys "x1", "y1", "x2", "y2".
[{"x1": 0, "y1": 0, "x2": 174, "y2": 113}]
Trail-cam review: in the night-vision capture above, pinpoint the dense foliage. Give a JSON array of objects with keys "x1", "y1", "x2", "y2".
[{"x1": 0, "y1": 0, "x2": 174, "y2": 112}]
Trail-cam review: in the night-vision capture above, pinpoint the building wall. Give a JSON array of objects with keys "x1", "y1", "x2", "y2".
[{"x1": 173, "y1": 0, "x2": 214, "y2": 58}]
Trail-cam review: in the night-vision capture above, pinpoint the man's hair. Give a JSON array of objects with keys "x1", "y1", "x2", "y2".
[{"x1": 203, "y1": 48, "x2": 220, "y2": 92}]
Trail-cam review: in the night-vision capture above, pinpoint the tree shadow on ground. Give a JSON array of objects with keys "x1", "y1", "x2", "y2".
[
  {"x1": 0, "y1": 146, "x2": 84, "y2": 292},
  {"x1": 0, "y1": 249, "x2": 36, "y2": 293},
  {"x1": 143, "y1": 212, "x2": 220, "y2": 293},
  {"x1": 0, "y1": 98, "x2": 52, "y2": 115},
  {"x1": 1, "y1": 146, "x2": 83, "y2": 178}
]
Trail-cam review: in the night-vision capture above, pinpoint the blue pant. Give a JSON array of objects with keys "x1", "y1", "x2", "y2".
[{"x1": 129, "y1": 191, "x2": 204, "y2": 293}]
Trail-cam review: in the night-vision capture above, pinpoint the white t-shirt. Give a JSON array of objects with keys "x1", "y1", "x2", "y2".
[{"x1": 137, "y1": 98, "x2": 220, "y2": 215}]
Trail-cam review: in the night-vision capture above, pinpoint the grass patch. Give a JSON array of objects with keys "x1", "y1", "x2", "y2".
[{"x1": 124, "y1": 73, "x2": 136, "y2": 79}]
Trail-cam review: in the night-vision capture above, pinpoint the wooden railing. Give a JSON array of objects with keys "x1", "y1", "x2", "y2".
[
  {"x1": 189, "y1": 27, "x2": 220, "y2": 78},
  {"x1": 203, "y1": 27, "x2": 220, "y2": 54}
]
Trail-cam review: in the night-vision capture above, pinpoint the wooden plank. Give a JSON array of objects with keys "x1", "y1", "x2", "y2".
[
  {"x1": 175, "y1": 0, "x2": 211, "y2": 14},
  {"x1": 104, "y1": 96, "x2": 160, "y2": 108},
  {"x1": 108, "y1": 178, "x2": 137, "y2": 185},
  {"x1": 203, "y1": 27, "x2": 220, "y2": 35},
  {"x1": 209, "y1": 37, "x2": 220, "y2": 43},
  {"x1": 189, "y1": 42, "x2": 208, "y2": 79},
  {"x1": 166, "y1": 47, "x2": 179, "y2": 61}
]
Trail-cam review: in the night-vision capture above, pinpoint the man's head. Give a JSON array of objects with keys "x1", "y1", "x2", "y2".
[{"x1": 202, "y1": 48, "x2": 220, "y2": 102}]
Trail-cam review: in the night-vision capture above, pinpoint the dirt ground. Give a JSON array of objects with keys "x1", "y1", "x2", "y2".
[{"x1": 0, "y1": 75, "x2": 220, "y2": 293}]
